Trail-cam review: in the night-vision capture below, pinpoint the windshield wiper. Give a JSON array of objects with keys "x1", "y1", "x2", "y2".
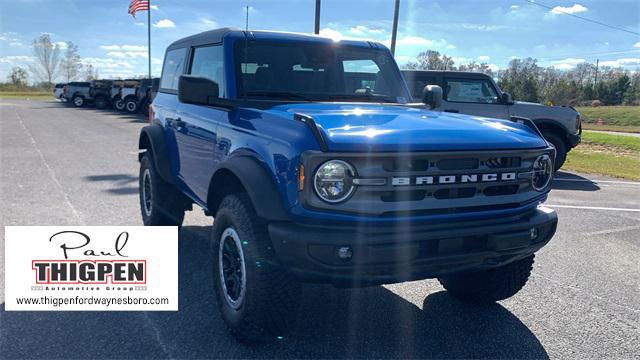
[
  {"x1": 326, "y1": 93, "x2": 398, "y2": 103},
  {"x1": 243, "y1": 91, "x2": 313, "y2": 101}
]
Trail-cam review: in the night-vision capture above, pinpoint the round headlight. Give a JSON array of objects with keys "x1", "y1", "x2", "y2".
[
  {"x1": 532, "y1": 154, "x2": 553, "y2": 191},
  {"x1": 313, "y1": 160, "x2": 356, "y2": 203}
]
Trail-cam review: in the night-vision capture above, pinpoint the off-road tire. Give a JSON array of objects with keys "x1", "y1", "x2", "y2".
[
  {"x1": 72, "y1": 95, "x2": 85, "y2": 108},
  {"x1": 212, "y1": 193, "x2": 300, "y2": 343},
  {"x1": 543, "y1": 133, "x2": 567, "y2": 171},
  {"x1": 93, "y1": 96, "x2": 108, "y2": 109},
  {"x1": 438, "y1": 255, "x2": 534, "y2": 303},
  {"x1": 114, "y1": 98, "x2": 125, "y2": 111},
  {"x1": 139, "y1": 152, "x2": 185, "y2": 226},
  {"x1": 125, "y1": 99, "x2": 138, "y2": 113}
]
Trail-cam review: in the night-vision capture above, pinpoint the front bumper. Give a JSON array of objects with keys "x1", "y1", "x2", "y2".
[
  {"x1": 269, "y1": 206, "x2": 557, "y2": 286},
  {"x1": 567, "y1": 132, "x2": 581, "y2": 148}
]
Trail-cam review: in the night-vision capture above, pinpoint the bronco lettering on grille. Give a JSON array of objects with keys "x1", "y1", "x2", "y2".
[{"x1": 391, "y1": 172, "x2": 517, "y2": 186}]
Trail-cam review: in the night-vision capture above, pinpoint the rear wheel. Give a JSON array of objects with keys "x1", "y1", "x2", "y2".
[
  {"x1": 114, "y1": 98, "x2": 125, "y2": 111},
  {"x1": 139, "y1": 152, "x2": 186, "y2": 226},
  {"x1": 93, "y1": 96, "x2": 108, "y2": 109},
  {"x1": 438, "y1": 255, "x2": 534, "y2": 303},
  {"x1": 543, "y1": 133, "x2": 567, "y2": 171},
  {"x1": 125, "y1": 99, "x2": 138, "y2": 113},
  {"x1": 212, "y1": 194, "x2": 300, "y2": 343},
  {"x1": 72, "y1": 95, "x2": 85, "y2": 107}
]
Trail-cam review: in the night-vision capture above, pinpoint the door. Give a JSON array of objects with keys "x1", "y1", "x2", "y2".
[
  {"x1": 441, "y1": 77, "x2": 509, "y2": 119},
  {"x1": 174, "y1": 44, "x2": 226, "y2": 202},
  {"x1": 157, "y1": 47, "x2": 188, "y2": 189}
]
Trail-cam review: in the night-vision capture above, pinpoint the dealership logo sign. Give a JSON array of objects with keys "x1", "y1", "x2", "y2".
[
  {"x1": 32, "y1": 230, "x2": 146, "y2": 284},
  {"x1": 5, "y1": 226, "x2": 178, "y2": 311}
]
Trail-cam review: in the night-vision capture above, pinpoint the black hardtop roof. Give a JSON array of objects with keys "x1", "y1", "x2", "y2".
[
  {"x1": 90, "y1": 79, "x2": 113, "y2": 85},
  {"x1": 401, "y1": 69, "x2": 492, "y2": 79},
  {"x1": 68, "y1": 82, "x2": 90, "y2": 86},
  {"x1": 168, "y1": 27, "x2": 238, "y2": 49},
  {"x1": 167, "y1": 27, "x2": 377, "y2": 50}
]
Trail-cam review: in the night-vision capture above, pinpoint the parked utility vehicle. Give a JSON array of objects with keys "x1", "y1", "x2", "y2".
[
  {"x1": 402, "y1": 70, "x2": 581, "y2": 170},
  {"x1": 122, "y1": 79, "x2": 141, "y2": 113},
  {"x1": 133, "y1": 78, "x2": 160, "y2": 115},
  {"x1": 139, "y1": 28, "x2": 558, "y2": 343},
  {"x1": 53, "y1": 83, "x2": 66, "y2": 101},
  {"x1": 64, "y1": 81, "x2": 91, "y2": 107},
  {"x1": 88, "y1": 79, "x2": 113, "y2": 109}
]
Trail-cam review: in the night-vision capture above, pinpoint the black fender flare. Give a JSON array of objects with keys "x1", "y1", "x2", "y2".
[
  {"x1": 530, "y1": 118, "x2": 570, "y2": 136},
  {"x1": 208, "y1": 155, "x2": 290, "y2": 221},
  {"x1": 138, "y1": 125, "x2": 174, "y2": 184},
  {"x1": 530, "y1": 118, "x2": 573, "y2": 147}
]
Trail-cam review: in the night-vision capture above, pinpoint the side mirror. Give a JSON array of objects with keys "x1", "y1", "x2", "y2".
[
  {"x1": 151, "y1": 78, "x2": 160, "y2": 93},
  {"x1": 501, "y1": 92, "x2": 513, "y2": 104},
  {"x1": 422, "y1": 85, "x2": 442, "y2": 110},
  {"x1": 178, "y1": 75, "x2": 219, "y2": 105}
]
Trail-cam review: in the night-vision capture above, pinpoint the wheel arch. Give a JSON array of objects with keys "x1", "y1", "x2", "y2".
[
  {"x1": 138, "y1": 125, "x2": 174, "y2": 184},
  {"x1": 206, "y1": 156, "x2": 289, "y2": 221},
  {"x1": 532, "y1": 119, "x2": 570, "y2": 146}
]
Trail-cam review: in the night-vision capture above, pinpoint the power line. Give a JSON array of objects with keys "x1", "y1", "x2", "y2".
[
  {"x1": 538, "y1": 49, "x2": 640, "y2": 61},
  {"x1": 525, "y1": 0, "x2": 640, "y2": 36}
]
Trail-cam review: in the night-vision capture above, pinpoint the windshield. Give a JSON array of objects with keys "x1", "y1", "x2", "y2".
[{"x1": 234, "y1": 41, "x2": 409, "y2": 103}]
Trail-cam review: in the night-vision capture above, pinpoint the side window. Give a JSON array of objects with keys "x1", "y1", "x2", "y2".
[
  {"x1": 160, "y1": 48, "x2": 187, "y2": 91},
  {"x1": 413, "y1": 76, "x2": 436, "y2": 98},
  {"x1": 189, "y1": 45, "x2": 225, "y2": 97},
  {"x1": 444, "y1": 78, "x2": 499, "y2": 104}
]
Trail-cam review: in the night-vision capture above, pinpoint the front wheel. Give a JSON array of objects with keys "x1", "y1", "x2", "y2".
[
  {"x1": 125, "y1": 99, "x2": 138, "y2": 113},
  {"x1": 438, "y1": 255, "x2": 534, "y2": 303},
  {"x1": 212, "y1": 194, "x2": 300, "y2": 343},
  {"x1": 543, "y1": 133, "x2": 567, "y2": 171},
  {"x1": 139, "y1": 152, "x2": 186, "y2": 226}
]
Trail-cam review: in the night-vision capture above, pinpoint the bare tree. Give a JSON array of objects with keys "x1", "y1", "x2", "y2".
[
  {"x1": 7, "y1": 67, "x2": 29, "y2": 88},
  {"x1": 29, "y1": 34, "x2": 61, "y2": 86},
  {"x1": 60, "y1": 41, "x2": 82, "y2": 82},
  {"x1": 84, "y1": 64, "x2": 99, "y2": 81}
]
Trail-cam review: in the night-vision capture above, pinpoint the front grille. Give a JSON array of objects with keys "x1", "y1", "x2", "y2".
[{"x1": 301, "y1": 149, "x2": 552, "y2": 217}]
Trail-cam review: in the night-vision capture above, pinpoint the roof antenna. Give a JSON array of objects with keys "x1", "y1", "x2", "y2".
[{"x1": 245, "y1": 6, "x2": 249, "y2": 31}]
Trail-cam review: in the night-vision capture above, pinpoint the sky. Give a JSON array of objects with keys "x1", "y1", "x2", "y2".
[{"x1": 0, "y1": 0, "x2": 639, "y2": 82}]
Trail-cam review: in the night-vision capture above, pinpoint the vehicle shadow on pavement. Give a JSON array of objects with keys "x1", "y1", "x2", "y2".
[
  {"x1": 552, "y1": 171, "x2": 600, "y2": 191},
  {"x1": 0, "y1": 226, "x2": 547, "y2": 359}
]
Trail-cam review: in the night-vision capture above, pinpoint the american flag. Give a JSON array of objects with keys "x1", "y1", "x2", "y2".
[{"x1": 128, "y1": 0, "x2": 149, "y2": 18}]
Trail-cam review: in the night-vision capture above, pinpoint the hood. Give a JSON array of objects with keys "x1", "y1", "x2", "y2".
[
  {"x1": 266, "y1": 103, "x2": 548, "y2": 152},
  {"x1": 511, "y1": 101, "x2": 579, "y2": 119}
]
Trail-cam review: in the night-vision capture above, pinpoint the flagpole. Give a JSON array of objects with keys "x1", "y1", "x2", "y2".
[{"x1": 147, "y1": 0, "x2": 151, "y2": 79}]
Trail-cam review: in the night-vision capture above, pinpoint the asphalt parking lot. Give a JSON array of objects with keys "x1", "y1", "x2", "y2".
[{"x1": 1, "y1": 99, "x2": 639, "y2": 359}]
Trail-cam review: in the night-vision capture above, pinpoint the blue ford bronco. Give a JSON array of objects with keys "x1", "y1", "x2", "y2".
[{"x1": 138, "y1": 28, "x2": 558, "y2": 342}]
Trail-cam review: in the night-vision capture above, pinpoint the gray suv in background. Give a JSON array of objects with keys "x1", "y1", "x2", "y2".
[{"x1": 402, "y1": 70, "x2": 581, "y2": 170}]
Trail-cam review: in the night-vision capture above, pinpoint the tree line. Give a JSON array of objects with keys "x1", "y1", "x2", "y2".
[
  {"x1": 2, "y1": 34, "x2": 99, "y2": 91},
  {"x1": 404, "y1": 50, "x2": 639, "y2": 106}
]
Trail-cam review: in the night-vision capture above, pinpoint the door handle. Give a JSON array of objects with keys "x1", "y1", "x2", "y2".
[
  {"x1": 174, "y1": 118, "x2": 186, "y2": 127},
  {"x1": 444, "y1": 109, "x2": 459, "y2": 113},
  {"x1": 168, "y1": 117, "x2": 186, "y2": 128}
]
